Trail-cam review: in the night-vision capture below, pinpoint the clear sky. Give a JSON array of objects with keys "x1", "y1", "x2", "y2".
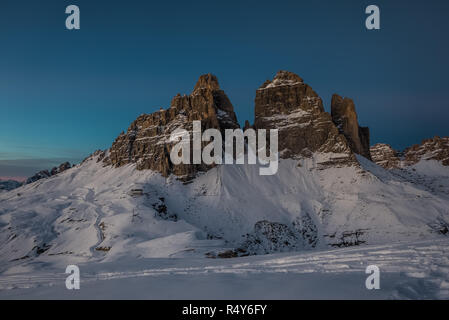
[{"x1": 1, "y1": 0, "x2": 449, "y2": 179}]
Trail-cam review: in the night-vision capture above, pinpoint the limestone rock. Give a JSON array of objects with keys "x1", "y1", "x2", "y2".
[
  {"x1": 403, "y1": 136, "x2": 449, "y2": 166},
  {"x1": 371, "y1": 137, "x2": 449, "y2": 169},
  {"x1": 331, "y1": 94, "x2": 371, "y2": 159},
  {"x1": 107, "y1": 74, "x2": 239, "y2": 180},
  {"x1": 254, "y1": 71, "x2": 355, "y2": 167},
  {"x1": 370, "y1": 143, "x2": 401, "y2": 169}
]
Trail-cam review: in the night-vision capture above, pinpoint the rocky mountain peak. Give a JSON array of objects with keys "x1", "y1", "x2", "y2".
[
  {"x1": 193, "y1": 73, "x2": 221, "y2": 93},
  {"x1": 254, "y1": 71, "x2": 356, "y2": 167},
  {"x1": 259, "y1": 70, "x2": 304, "y2": 90},
  {"x1": 105, "y1": 73, "x2": 239, "y2": 181},
  {"x1": 331, "y1": 94, "x2": 371, "y2": 160},
  {"x1": 104, "y1": 71, "x2": 377, "y2": 177}
]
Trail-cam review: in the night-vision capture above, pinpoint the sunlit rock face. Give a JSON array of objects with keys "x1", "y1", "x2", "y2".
[{"x1": 253, "y1": 70, "x2": 356, "y2": 167}]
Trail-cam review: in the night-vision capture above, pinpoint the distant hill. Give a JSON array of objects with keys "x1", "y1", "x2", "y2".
[{"x1": 0, "y1": 180, "x2": 22, "y2": 192}]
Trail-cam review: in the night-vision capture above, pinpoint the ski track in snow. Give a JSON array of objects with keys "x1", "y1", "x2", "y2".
[
  {"x1": 0, "y1": 239, "x2": 448, "y2": 299},
  {"x1": 85, "y1": 188, "x2": 106, "y2": 257}
]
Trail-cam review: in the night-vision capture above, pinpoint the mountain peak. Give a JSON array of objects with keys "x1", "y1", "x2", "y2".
[
  {"x1": 193, "y1": 73, "x2": 220, "y2": 93},
  {"x1": 259, "y1": 70, "x2": 304, "y2": 90},
  {"x1": 331, "y1": 94, "x2": 371, "y2": 160},
  {"x1": 254, "y1": 71, "x2": 357, "y2": 166},
  {"x1": 106, "y1": 73, "x2": 238, "y2": 181}
]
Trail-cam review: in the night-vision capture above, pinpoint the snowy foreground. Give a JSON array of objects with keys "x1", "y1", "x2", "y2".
[
  {"x1": 1, "y1": 152, "x2": 449, "y2": 299},
  {"x1": 0, "y1": 239, "x2": 448, "y2": 299}
]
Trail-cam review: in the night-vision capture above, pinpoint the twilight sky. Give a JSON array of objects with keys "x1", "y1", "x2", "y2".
[{"x1": 1, "y1": 0, "x2": 449, "y2": 179}]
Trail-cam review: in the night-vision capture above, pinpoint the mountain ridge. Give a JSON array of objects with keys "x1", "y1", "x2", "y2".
[{"x1": 1, "y1": 71, "x2": 448, "y2": 269}]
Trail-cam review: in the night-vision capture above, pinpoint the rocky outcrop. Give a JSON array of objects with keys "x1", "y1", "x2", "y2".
[
  {"x1": 403, "y1": 136, "x2": 449, "y2": 166},
  {"x1": 50, "y1": 162, "x2": 72, "y2": 176},
  {"x1": 370, "y1": 143, "x2": 401, "y2": 169},
  {"x1": 243, "y1": 221, "x2": 301, "y2": 254},
  {"x1": 253, "y1": 71, "x2": 356, "y2": 167},
  {"x1": 371, "y1": 137, "x2": 449, "y2": 169},
  {"x1": 241, "y1": 216, "x2": 319, "y2": 255},
  {"x1": 331, "y1": 94, "x2": 371, "y2": 160},
  {"x1": 106, "y1": 74, "x2": 239, "y2": 180},
  {"x1": 26, "y1": 170, "x2": 51, "y2": 184},
  {"x1": 26, "y1": 162, "x2": 72, "y2": 184}
]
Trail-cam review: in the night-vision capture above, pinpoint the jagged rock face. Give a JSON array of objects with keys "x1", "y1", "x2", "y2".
[
  {"x1": 254, "y1": 71, "x2": 355, "y2": 166},
  {"x1": 106, "y1": 74, "x2": 239, "y2": 180},
  {"x1": 370, "y1": 143, "x2": 401, "y2": 169},
  {"x1": 26, "y1": 162, "x2": 72, "y2": 184},
  {"x1": 193, "y1": 73, "x2": 220, "y2": 92},
  {"x1": 26, "y1": 170, "x2": 51, "y2": 184},
  {"x1": 403, "y1": 136, "x2": 449, "y2": 166},
  {"x1": 331, "y1": 94, "x2": 371, "y2": 160},
  {"x1": 50, "y1": 162, "x2": 72, "y2": 176},
  {"x1": 371, "y1": 137, "x2": 449, "y2": 169}
]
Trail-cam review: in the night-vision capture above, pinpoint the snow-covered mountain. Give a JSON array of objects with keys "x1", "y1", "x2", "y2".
[
  {"x1": 1, "y1": 149, "x2": 448, "y2": 264},
  {"x1": 0, "y1": 71, "x2": 448, "y2": 299}
]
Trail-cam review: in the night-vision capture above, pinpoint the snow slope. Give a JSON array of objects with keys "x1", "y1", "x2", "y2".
[
  {"x1": 0, "y1": 152, "x2": 449, "y2": 298},
  {"x1": 0, "y1": 239, "x2": 448, "y2": 299}
]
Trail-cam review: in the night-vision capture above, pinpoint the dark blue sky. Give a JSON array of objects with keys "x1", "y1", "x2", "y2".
[{"x1": 1, "y1": 0, "x2": 449, "y2": 178}]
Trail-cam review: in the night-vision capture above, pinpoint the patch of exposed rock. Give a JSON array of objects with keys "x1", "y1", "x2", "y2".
[
  {"x1": 26, "y1": 170, "x2": 52, "y2": 184},
  {"x1": 241, "y1": 217, "x2": 318, "y2": 255},
  {"x1": 243, "y1": 220, "x2": 300, "y2": 254},
  {"x1": 370, "y1": 143, "x2": 401, "y2": 169}
]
